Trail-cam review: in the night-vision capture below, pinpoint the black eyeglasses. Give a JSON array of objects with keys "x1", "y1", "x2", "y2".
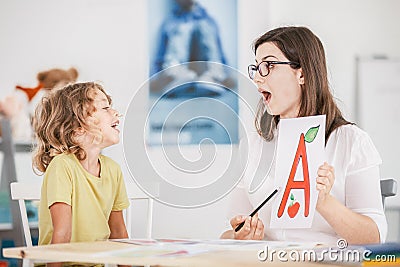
[{"x1": 248, "y1": 61, "x2": 300, "y2": 80}]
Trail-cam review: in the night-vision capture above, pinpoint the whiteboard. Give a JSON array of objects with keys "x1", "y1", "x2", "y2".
[{"x1": 357, "y1": 57, "x2": 400, "y2": 207}]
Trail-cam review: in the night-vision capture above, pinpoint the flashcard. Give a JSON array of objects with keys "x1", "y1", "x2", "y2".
[{"x1": 270, "y1": 115, "x2": 325, "y2": 228}]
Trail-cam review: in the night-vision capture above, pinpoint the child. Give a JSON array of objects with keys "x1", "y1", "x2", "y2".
[{"x1": 33, "y1": 82, "x2": 129, "y2": 250}]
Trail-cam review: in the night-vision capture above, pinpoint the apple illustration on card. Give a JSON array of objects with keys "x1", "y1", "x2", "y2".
[
  {"x1": 287, "y1": 193, "x2": 300, "y2": 218},
  {"x1": 270, "y1": 115, "x2": 325, "y2": 229}
]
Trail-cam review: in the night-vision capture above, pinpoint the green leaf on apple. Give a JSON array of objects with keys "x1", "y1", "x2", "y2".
[{"x1": 304, "y1": 125, "x2": 320, "y2": 143}]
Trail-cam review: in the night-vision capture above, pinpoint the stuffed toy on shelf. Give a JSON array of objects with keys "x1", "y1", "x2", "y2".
[{"x1": 0, "y1": 67, "x2": 78, "y2": 140}]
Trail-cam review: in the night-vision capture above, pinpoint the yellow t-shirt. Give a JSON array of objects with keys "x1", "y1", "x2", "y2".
[{"x1": 38, "y1": 153, "x2": 130, "y2": 245}]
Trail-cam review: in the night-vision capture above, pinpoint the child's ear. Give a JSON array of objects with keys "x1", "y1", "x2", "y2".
[
  {"x1": 74, "y1": 127, "x2": 86, "y2": 137},
  {"x1": 76, "y1": 127, "x2": 85, "y2": 134},
  {"x1": 73, "y1": 127, "x2": 86, "y2": 144}
]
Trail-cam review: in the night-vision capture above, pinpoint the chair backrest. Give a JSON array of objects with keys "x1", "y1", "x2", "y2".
[
  {"x1": 10, "y1": 182, "x2": 41, "y2": 247},
  {"x1": 380, "y1": 178, "x2": 398, "y2": 208},
  {"x1": 125, "y1": 182, "x2": 159, "y2": 239}
]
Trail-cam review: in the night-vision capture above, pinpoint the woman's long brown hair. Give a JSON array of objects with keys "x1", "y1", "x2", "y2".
[{"x1": 253, "y1": 26, "x2": 352, "y2": 143}]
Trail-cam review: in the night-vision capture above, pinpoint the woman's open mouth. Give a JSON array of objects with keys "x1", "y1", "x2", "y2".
[{"x1": 262, "y1": 91, "x2": 271, "y2": 103}]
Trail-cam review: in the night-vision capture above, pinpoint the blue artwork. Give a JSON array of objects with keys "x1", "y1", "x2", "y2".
[{"x1": 148, "y1": 0, "x2": 238, "y2": 145}]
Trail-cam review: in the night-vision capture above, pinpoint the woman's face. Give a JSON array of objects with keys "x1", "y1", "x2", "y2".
[{"x1": 253, "y1": 42, "x2": 303, "y2": 119}]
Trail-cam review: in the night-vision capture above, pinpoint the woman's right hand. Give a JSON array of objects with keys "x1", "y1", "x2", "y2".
[{"x1": 230, "y1": 213, "x2": 265, "y2": 240}]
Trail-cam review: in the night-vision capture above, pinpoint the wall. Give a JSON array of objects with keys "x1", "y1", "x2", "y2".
[
  {"x1": 1, "y1": 0, "x2": 399, "y2": 241},
  {"x1": 269, "y1": 0, "x2": 400, "y2": 121}
]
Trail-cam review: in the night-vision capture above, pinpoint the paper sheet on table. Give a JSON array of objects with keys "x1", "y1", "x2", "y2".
[{"x1": 110, "y1": 238, "x2": 321, "y2": 253}]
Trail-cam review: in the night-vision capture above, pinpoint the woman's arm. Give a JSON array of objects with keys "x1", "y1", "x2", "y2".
[
  {"x1": 316, "y1": 163, "x2": 381, "y2": 244},
  {"x1": 108, "y1": 210, "x2": 128, "y2": 239},
  {"x1": 317, "y1": 195, "x2": 380, "y2": 244}
]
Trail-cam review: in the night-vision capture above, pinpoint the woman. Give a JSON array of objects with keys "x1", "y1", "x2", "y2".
[{"x1": 221, "y1": 26, "x2": 386, "y2": 244}]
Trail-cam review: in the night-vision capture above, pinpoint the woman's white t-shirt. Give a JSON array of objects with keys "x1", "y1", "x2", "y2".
[{"x1": 226, "y1": 124, "x2": 387, "y2": 244}]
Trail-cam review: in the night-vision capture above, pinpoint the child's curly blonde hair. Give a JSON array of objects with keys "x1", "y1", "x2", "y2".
[{"x1": 32, "y1": 82, "x2": 111, "y2": 173}]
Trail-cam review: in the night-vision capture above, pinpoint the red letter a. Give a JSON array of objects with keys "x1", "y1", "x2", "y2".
[{"x1": 277, "y1": 133, "x2": 310, "y2": 218}]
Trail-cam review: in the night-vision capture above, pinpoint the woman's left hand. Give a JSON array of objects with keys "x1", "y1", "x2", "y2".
[{"x1": 316, "y1": 162, "x2": 335, "y2": 208}]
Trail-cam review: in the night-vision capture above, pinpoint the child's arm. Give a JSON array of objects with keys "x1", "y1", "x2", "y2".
[
  {"x1": 47, "y1": 202, "x2": 72, "y2": 267},
  {"x1": 108, "y1": 210, "x2": 128, "y2": 239},
  {"x1": 49, "y1": 202, "x2": 72, "y2": 243},
  {"x1": 109, "y1": 211, "x2": 129, "y2": 267}
]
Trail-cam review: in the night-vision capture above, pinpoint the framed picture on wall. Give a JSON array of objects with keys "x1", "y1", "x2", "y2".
[{"x1": 147, "y1": 0, "x2": 238, "y2": 146}]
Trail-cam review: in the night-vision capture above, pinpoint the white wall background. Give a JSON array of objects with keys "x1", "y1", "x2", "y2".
[{"x1": 1, "y1": 0, "x2": 399, "y2": 241}]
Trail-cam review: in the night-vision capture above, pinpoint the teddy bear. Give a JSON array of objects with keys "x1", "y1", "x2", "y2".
[
  {"x1": 0, "y1": 67, "x2": 78, "y2": 140},
  {"x1": 16, "y1": 67, "x2": 79, "y2": 112}
]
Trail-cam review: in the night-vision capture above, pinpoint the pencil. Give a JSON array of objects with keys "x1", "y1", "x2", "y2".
[{"x1": 234, "y1": 188, "x2": 279, "y2": 232}]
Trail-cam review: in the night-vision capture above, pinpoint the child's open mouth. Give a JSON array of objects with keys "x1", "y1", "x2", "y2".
[{"x1": 111, "y1": 121, "x2": 119, "y2": 130}]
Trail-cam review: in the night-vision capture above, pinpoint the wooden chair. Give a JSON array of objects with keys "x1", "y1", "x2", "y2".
[
  {"x1": 125, "y1": 182, "x2": 159, "y2": 239},
  {"x1": 380, "y1": 178, "x2": 398, "y2": 208},
  {"x1": 10, "y1": 182, "x2": 41, "y2": 267},
  {"x1": 10, "y1": 181, "x2": 159, "y2": 267}
]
